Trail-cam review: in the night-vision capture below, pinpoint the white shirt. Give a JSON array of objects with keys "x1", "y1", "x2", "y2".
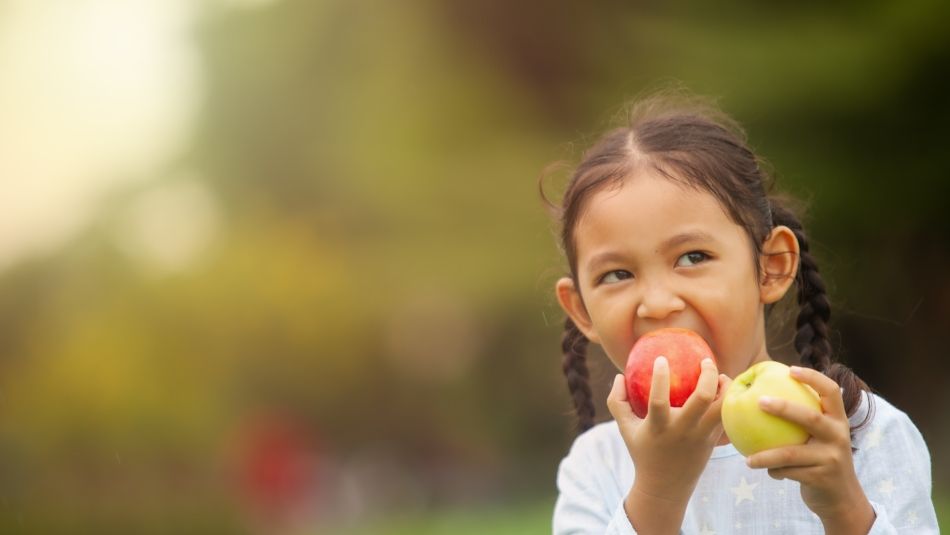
[{"x1": 553, "y1": 392, "x2": 939, "y2": 534}]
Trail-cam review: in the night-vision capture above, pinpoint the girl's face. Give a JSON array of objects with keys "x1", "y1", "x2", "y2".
[{"x1": 556, "y1": 169, "x2": 798, "y2": 379}]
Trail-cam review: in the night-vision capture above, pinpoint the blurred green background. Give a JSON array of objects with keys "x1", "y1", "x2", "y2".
[{"x1": 0, "y1": 0, "x2": 947, "y2": 533}]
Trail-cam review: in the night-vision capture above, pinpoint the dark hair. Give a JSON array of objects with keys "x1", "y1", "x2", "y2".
[{"x1": 543, "y1": 90, "x2": 871, "y2": 435}]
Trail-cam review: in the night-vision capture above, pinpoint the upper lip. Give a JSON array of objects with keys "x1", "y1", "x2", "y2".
[
  {"x1": 636, "y1": 325, "x2": 703, "y2": 338},
  {"x1": 632, "y1": 326, "x2": 714, "y2": 349}
]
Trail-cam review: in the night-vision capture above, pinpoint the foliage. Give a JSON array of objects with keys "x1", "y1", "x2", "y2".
[{"x1": 0, "y1": 0, "x2": 947, "y2": 530}]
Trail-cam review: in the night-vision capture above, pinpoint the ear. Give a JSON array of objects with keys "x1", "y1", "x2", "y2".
[
  {"x1": 555, "y1": 277, "x2": 600, "y2": 344},
  {"x1": 759, "y1": 225, "x2": 800, "y2": 304}
]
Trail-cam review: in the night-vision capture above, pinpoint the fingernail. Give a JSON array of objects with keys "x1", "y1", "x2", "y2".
[
  {"x1": 759, "y1": 396, "x2": 774, "y2": 408},
  {"x1": 702, "y1": 358, "x2": 713, "y2": 366},
  {"x1": 789, "y1": 366, "x2": 803, "y2": 376},
  {"x1": 655, "y1": 356, "x2": 668, "y2": 368}
]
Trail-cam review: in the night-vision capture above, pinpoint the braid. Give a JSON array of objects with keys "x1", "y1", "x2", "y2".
[
  {"x1": 769, "y1": 201, "x2": 871, "y2": 426},
  {"x1": 562, "y1": 317, "x2": 595, "y2": 434},
  {"x1": 788, "y1": 223, "x2": 833, "y2": 371}
]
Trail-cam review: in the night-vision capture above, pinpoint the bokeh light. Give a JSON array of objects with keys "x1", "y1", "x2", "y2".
[{"x1": 0, "y1": 0, "x2": 947, "y2": 533}]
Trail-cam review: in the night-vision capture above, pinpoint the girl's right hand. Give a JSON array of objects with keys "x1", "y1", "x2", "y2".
[{"x1": 606, "y1": 357, "x2": 730, "y2": 532}]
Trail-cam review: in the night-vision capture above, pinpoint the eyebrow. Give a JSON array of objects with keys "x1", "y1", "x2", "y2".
[
  {"x1": 657, "y1": 230, "x2": 717, "y2": 253},
  {"x1": 585, "y1": 230, "x2": 717, "y2": 273}
]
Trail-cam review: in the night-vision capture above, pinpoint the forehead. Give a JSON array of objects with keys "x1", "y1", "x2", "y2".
[{"x1": 574, "y1": 171, "x2": 747, "y2": 259}]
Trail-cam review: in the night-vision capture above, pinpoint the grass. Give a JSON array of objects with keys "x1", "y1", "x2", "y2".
[
  {"x1": 321, "y1": 499, "x2": 553, "y2": 535},
  {"x1": 326, "y1": 490, "x2": 949, "y2": 535},
  {"x1": 936, "y1": 490, "x2": 949, "y2": 531}
]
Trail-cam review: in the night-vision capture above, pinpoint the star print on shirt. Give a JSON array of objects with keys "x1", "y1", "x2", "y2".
[
  {"x1": 730, "y1": 476, "x2": 758, "y2": 505},
  {"x1": 698, "y1": 524, "x2": 716, "y2": 535},
  {"x1": 877, "y1": 478, "x2": 896, "y2": 496},
  {"x1": 907, "y1": 510, "x2": 919, "y2": 526},
  {"x1": 864, "y1": 425, "x2": 883, "y2": 450}
]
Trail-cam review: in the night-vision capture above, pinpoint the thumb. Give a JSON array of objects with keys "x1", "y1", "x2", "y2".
[
  {"x1": 699, "y1": 373, "x2": 732, "y2": 434},
  {"x1": 606, "y1": 374, "x2": 641, "y2": 425},
  {"x1": 715, "y1": 373, "x2": 733, "y2": 405}
]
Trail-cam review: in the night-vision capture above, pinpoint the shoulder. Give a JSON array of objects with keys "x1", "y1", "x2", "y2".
[
  {"x1": 557, "y1": 420, "x2": 629, "y2": 483},
  {"x1": 553, "y1": 421, "x2": 633, "y2": 532},
  {"x1": 555, "y1": 420, "x2": 631, "y2": 514},
  {"x1": 850, "y1": 391, "x2": 923, "y2": 435},
  {"x1": 849, "y1": 392, "x2": 939, "y2": 529},
  {"x1": 851, "y1": 391, "x2": 931, "y2": 465},
  {"x1": 561, "y1": 420, "x2": 625, "y2": 466}
]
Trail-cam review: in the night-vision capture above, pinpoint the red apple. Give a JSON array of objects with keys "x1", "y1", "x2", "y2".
[{"x1": 624, "y1": 328, "x2": 716, "y2": 418}]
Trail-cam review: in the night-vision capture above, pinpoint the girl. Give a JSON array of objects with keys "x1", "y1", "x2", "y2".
[{"x1": 546, "y1": 92, "x2": 939, "y2": 534}]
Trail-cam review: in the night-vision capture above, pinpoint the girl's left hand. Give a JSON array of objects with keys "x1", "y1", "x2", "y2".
[{"x1": 745, "y1": 366, "x2": 875, "y2": 533}]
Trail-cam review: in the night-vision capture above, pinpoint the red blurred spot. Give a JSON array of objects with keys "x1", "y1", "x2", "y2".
[{"x1": 236, "y1": 411, "x2": 321, "y2": 520}]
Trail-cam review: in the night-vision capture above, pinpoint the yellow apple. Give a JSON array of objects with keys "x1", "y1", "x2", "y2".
[{"x1": 721, "y1": 361, "x2": 822, "y2": 456}]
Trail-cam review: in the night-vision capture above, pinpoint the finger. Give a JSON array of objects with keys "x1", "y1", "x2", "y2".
[
  {"x1": 717, "y1": 372, "x2": 732, "y2": 400},
  {"x1": 698, "y1": 373, "x2": 731, "y2": 433},
  {"x1": 681, "y1": 358, "x2": 719, "y2": 421},
  {"x1": 746, "y1": 444, "x2": 823, "y2": 470},
  {"x1": 789, "y1": 366, "x2": 847, "y2": 420},
  {"x1": 758, "y1": 395, "x2": 844, "y2": 442},
  {"x1": 767, "y1": 467, "x2": 795, "y2": 481},
  {"x1": 766, "y1": 466, "x2": 821, "y2": 483},
  {"x1": 606, "y1": 374, "x2": 642, "y2": 425},
  {"x1": 646, "y1": 356, "x2": 670, "y2": 429}
]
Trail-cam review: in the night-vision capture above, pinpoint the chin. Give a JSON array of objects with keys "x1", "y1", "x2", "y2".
[{"x1": 725, "y1": 355, "x2": 769, "y2": 379}]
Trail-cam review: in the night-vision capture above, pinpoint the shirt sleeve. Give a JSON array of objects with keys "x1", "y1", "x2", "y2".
[
  {"x1": 855, "y1": 395, "x2": 940, "y2": 534},
  {"x1": 552, "y1": 432, "x2": 640, "y2": 535}
]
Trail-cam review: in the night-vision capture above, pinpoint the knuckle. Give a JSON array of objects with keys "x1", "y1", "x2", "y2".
[
  {"x1": 779, "y1": 449, "x2": 795, "y2": 465},
  {"x1": 833, "y1": 432, "x2": 850, "y2": 449},
  {"x1": 827, "y1": 449, "x2": 847, "y2": 466},
  {"x1": 838, "y1": 421, "x2": 852, "y2": 436},
  {"x1": 606, "y1": 399, "x2": 625, "y2": 417}
]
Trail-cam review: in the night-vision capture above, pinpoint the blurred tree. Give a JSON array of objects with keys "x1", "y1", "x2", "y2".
[{"x1": 0, "y1": 0, "x2": 947, "y2": 531}]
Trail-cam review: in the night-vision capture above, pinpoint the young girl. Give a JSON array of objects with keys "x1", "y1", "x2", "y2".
[{"x1": 546, "y1": 92, "x2": 939, "y2": 534}]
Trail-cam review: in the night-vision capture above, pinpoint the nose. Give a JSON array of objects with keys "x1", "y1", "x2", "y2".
[{"x1": 636, "y1": 279, "x2": 686, "y2": 320}]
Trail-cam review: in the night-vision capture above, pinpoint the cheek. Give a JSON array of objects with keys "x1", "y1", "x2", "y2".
[
  {"x1": 589, "y1": 301, "x2": 635, "y2": 370},
  {"x1": 691, "y1": 279, "x2": 763, "y2": 364}
]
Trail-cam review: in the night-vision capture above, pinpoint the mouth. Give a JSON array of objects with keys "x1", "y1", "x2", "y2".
[
  {"x1": 628, "y1": 327, "x2": 716, "y2": 357},
  {"x1": 635, "y1": 326, "x2": 711, "y2": 344}
]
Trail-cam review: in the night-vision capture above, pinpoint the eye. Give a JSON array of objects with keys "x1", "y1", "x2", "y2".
[
  {"x1": 676, "y1": 251, "x2": 710, "y2": 267},
  {"x1": 599, "y1": 270, "x2": 633, "y2": 284}
]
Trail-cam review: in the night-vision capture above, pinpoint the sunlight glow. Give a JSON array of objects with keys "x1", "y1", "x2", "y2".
[
  {"x1": 0, "y1": 0, "x2": 201, "y2": 270},
  {"x1": 115, "y1": 175, "x2": 222, "y2": 276}
]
